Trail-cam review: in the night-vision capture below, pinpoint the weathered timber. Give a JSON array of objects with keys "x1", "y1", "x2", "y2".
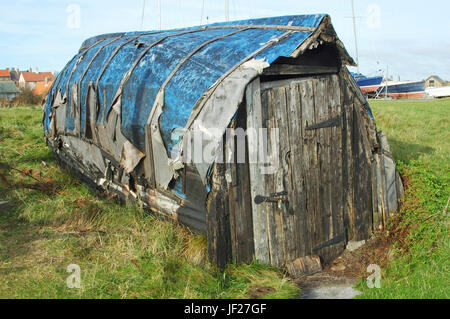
[
  {"x1": 263, "y1": 64, "x2": 338, "y2": 76},
  {"x1": 44, "y1": 14, "x2": 403, "y2": 270},
  {"x1": 227, "y1": 105, "x2": 255, "y2": 263},
  {"x1": 246, "y1": 77, "x2": 270, "y2": 265},
  {"x1": 286, "y1": 255, "x2": 322, "y2": 278},
  {"x1": 206, "y1": 162, "x2": 232, "y2": 269}
]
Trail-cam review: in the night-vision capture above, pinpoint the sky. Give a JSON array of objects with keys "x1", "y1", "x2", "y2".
[{"x1": 1, "y1": 0, "x2": 449, "y2": 81}]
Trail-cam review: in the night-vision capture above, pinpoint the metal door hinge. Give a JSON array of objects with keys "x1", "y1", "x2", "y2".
[
  {"x1": 306, "y1": 115, "x2": 341, "y2": 130},
  {"x1": 254, "y1": 191, "x2": 288, "y2": 205}
]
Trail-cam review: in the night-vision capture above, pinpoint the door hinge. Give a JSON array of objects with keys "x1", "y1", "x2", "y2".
[
  {"x1": 312, "y1": 230, "x2": 347, "y2": 252},
  {"x1": 254, "y1": 191, "x2": 288, "y2": 205},
  {"x1": 306, "y1": 115, "x2": 341, "y2": 130}
]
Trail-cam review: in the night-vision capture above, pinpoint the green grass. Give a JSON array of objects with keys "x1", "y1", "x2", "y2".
[
  {"x1": 357, "y1": 98, "x2": 450, "y2": 298},
  {"x1": 1, "y1": 99, "x2": 449, "y2": 299},
  {"x1": 0, "y1": 106, "x2": 298, "y2": 299}
]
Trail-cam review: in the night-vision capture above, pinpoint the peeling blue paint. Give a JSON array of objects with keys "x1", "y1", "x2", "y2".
[{"x1": 45, "y1": 14, "x2": 327, "y2": 156}]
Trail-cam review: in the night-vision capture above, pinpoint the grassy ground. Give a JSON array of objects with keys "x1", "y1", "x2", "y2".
[
  {"x1": 0, "y1": 106, "x2": 298, "y2": 299},
  {"x1": 356, "y1": 98, "x2": 450, "y2": 298},
  {"x1": 0, "y1": 98, "x2": 448, "y2": 299}
]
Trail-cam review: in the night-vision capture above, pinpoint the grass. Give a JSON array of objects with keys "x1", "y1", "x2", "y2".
[
  {"x1": 0, "y1": 98, "x2": 449, "y2": 299},
  {"x1": 356, "y1": 98, "x2": 450, "y2": 298},
  {"x1": 0, "y1": 106, "x2": 298, "y2": 299}
]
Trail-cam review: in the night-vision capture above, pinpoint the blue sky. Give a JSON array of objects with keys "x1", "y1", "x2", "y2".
[{"x1": 1, "y1": 0, "x2": 449, "y2": 80}]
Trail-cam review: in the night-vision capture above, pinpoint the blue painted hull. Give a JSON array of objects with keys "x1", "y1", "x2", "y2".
[
  {"x1": 351, "y1": 73, "x2": 383, "y2": 93},
  {"x1": 378, "y1": 81, "x2": 425, "y2": 98}
]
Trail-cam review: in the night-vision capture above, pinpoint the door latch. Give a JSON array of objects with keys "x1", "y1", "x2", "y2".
[{"x1": 254, "y1": 191, "x2": 288, "y2": 205}]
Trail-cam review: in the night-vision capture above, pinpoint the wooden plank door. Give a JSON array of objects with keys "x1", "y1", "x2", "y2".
[{"x1": 247, "y1": 74, "x2": 346, "y2": 266}]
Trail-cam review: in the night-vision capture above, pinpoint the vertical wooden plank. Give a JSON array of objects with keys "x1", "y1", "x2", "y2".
[
  {"x1": 313, "y1": 76, "x2": 333, "y2": 263},
  {"x1": 234, "y1": 157, "x2": 255, "y2": 262},
  {"x1": 352, "y1": 103, "x2": 374, "y2": 240},
  {"x1": 270, "y1": 86, "x2": 298, "y2": 265},
  {"x1": 371, "y1": 153, "x2": 381, "y2": 231},
  {"x1": 285, "y1": 82, "x2": 308, "y2": 259},
  {"x1": 228, "y1": 106, "x2": 255, "y2": 263},
  {"x1": 341, "y1": 82, "x2": 356, "y2": 240},
  {"x1": 246, "y1": 77, "x2": 270, "y2": 264},
  {"x1": 264, "y1": 88, "x2": 284, "y2": 266},
  {"x1": 206, "y1": 162, "x2": 232, "y2": 269},
  {"x1": 226, "y1": 160, "x2": 238, "y2": 261},
  {"x1": 328, "y1": 74, "x2": 345, "y2": 258},
  {"x1": 299, "y1": 79, "x2": 316, "y2": 256}
]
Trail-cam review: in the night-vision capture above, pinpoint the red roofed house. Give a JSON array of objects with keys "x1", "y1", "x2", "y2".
[
  {"x1": 0, "y1": 69, "x2": 11, "y2": 81},
  {"x1": 19, "y1": 71, "x2": 55, "y2": 91},
  {"x1": 32, "y1": 77, "x2": 54, "y2": 97}
]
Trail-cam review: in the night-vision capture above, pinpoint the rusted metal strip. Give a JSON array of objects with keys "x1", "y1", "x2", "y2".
[
  {"x1": 312, "y1": 231, "x2": 347, "y2": 252},
  {"x1": 185, "y1": 30, "x2": 295, "y2": 130},
  {"x1": 254, "y1": 191, "x2": 288, "y2": 204},
  {"x1": 305, "y1": 115, "x2": 341, "y2": 130}
]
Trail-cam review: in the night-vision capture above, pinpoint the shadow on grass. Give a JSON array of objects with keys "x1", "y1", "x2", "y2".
[{"x1": 388, "y1": 138, "x2": 434, "y2": 164}]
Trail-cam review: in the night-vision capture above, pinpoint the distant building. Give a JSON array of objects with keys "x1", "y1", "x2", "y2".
[
  {"x1": 0, "y1": 69, "x2": 11, "y2": 81},
  {"x1": 425, "y1": 75, "x2": 447, "y2": 88},
  {"x1": 9, "y1": 68, "x2": 21, "y2": 83},
  {"x1": 32, "y1": 77, "x2": 54, "y2": 97},
  {"x1": 0, "y1": 81, "x2": 20, "y2": 101},
  {"x1": 19, "y1": 71, "x2": 55, "y2": 90}
]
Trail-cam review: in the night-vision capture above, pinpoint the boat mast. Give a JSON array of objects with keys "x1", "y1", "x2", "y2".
[
  {"x1": 351, "y1": 0, "x2": 360, "y2": 75},
  {"x1": 141, "y1": 0, "x2": 146, "y2": 30},
  {"x1": 225, "y1": 0, "x2": 229, "y2": 21},
  {"x1": 158, "y1": 0, "x2": 161, "y2": 30}
]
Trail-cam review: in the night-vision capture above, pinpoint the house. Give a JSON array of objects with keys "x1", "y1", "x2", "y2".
[
  {"x1": 0, "y1": 81, "x2": 20, "y2": 101},
  {"x1": 19, "y1": 71, "x2": 55, "y2": 90},
  {"x1": 9, "y1": 68, "x2": 22, "y2": 83},
  {"x1": 0, "y1": 69, "x2": 11, "y2": 81},
  {"x1": 44, "y1": 14, "x2": 403, "y2": 269},
  {"x1": 32, "y1": 77, "x2": 54, "y2": 96},
  {"x1": 425, "y1": 75, "x2": 447, "y2": 88}
]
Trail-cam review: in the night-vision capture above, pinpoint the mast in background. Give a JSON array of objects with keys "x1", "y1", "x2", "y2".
[
  {"x1": 140, "y1": 0, "x2": 146, "y2": 30},
  {"x1": 351, "y1": 0, "x2": 360, "y2": 75},
  {"x1": 158, "y1": 0, "x2": 161, "y2": 30},
  {"x1": 225, "y1": 0, "x2": 229, "y2": 21}
]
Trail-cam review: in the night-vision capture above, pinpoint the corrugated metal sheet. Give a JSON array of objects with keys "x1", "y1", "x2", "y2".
[{"x1": 44, "y1": 14, "x2": 328, "y2": 155}]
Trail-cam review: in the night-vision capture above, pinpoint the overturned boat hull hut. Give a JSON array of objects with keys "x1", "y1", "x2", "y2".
[{"x1": 44, "y1": 15, "x2": 403, "y2": 269}]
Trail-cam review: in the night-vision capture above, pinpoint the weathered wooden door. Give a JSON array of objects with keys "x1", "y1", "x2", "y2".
[{"x1": 246, "y1": 74, "x2": 346, "y2": 266}]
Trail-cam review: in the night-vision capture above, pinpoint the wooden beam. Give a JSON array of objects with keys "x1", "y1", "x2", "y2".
[
  {"x1": 206, "y1": 162, "x2": 232, "y2": 269},
  {"x1": 263, "y1": 64, "x2": 338, "y2": 76}
]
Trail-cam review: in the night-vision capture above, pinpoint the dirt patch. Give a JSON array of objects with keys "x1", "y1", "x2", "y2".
[
  {"x1": 296, "y1": 272, "x2": 360, "y2": 299},
  {"x1": 295, "y1": 201, "x2": 414, "y2": 298},
  {"x1": 0, "y1": 164, "x2": 59, "y2": 195},
  {"x1": 248, "y1": 286, "x2": 275, "y2": 298},
  {"x1": 324, "y1": 235, "x2": 392, "y2": 279}
]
